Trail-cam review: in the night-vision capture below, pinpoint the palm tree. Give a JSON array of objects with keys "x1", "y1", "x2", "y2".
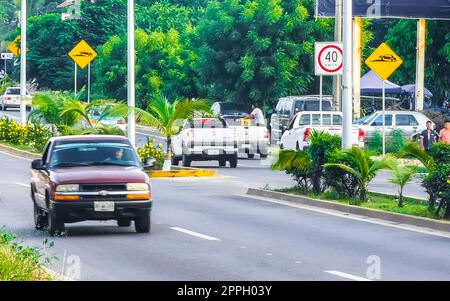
[
  {"x1": 111, "y1": 93, "x2": 211, "y2": 158},
  {"x1": 389, "y1": 165, "x2": 417, "y2": 207},
  {"x1": 324, "y1": 147, "x2": 395, "y2": 202},
  {"x1": 272, "y1": 149, "x2": 311, "y2": 193}
]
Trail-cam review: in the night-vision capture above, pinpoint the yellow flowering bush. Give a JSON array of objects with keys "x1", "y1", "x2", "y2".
[
  {"x1": 0, "y1": 118, "x2": 51, "y2": 152},
  {"x1": 137, "y1": 138, "x2": 166, "y2": 170}
]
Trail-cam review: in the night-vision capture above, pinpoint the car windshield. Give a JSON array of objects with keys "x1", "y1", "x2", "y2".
[
  {"x1": 220, "y1": 103, "x2": 248, "y2": 115},
  {"x1": 49, "y1": 142, "x2": 141, "y2": 168}
]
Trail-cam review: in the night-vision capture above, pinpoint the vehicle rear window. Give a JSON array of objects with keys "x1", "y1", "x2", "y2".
[
  {"x1": 298, "y1": 114, "x2": 311, "y2": 126},
  {"x1": 303, "y1": 101, "x2": 332, "y2": 111},
  {"x1": 332, "y1": 115, "x2": 343, "y2": 125},
  {"x1": 49, "y1": 142, "x2": 140, "y2": 168},
  {"x1": 322, "y1": 114, "x2": 332, "y2": 126},
  {"x1": 6, "y1": 88, "x2": 20, "y2": 95},
  {"x1": 312, "y1": 114, "x2": 321, "y2": 125},
  {"x1": 189, "y1": 119, "x2": 226, "y2": 129}
]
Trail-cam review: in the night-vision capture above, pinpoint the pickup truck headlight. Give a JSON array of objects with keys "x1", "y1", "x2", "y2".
[
  {"x1": 56, "y1": 184, "x2": 79, "y2": 192},
  {"x1": 126, "y1": 183, "x2": 149, "y2": 191}
]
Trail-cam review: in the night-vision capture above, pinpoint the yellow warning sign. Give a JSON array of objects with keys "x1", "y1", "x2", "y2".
[
  {"x1": 68, "y1": 40, "x2": 97, "y2": 69},
  {"x1": 365, "y1": 43, "x2": 403, "y2": 81},
  {"x1": 7, "y1": 36, "x2": 20, "y2": 57}
]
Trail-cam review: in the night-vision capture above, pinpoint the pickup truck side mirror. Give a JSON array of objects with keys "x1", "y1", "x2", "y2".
[
  {"x1": 31, "y1": 159, "x2": 46, "y2": 170},
  {"x1": 281, "y1": 125, "x2": 288, "y2": 133},
  {"x1": 143, "y1": 157, "x2": 156, "y2": 168}
]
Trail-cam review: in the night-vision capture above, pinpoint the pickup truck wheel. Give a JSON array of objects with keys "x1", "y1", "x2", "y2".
[
  {"x1": 135, "y1": 214, "x2": 151, "y2": 233},
  {"x1": 117, "y1": 219, "x2": 131, "y2": 227},
  {"x1": 171, "y1": 156, "x2": 180, "y2": 166},
  {"x1": 260, "y1": 153, "x2": 268, "y2": 159},
  {"x1": 296, "y1": 142, "x2": 300, "y2": 151},
  {"x1": 219, "y1": 160, "x2": 226, "y2": 167},
  {"x1": 248, "y1": 154, "x2": 255, "y2": 159},
  {"x1": 34, "y1": 202, "x2": 47, "y2": 230},
  {"x1": 182, "y1": 154, "x2": 191, "y2": 167},
  {"x1": 229, "y1": 157, "x2": 238, "y2": 168},
  {"x1": 47, "y1": 210, "x2": 65, "y2": 237}
]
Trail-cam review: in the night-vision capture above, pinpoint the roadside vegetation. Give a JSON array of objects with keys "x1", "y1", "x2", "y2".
[
  {"x1": 0, "y1": 231, "x2": 54, "y2": 281},
  {"x1": 272, "y1": 131, "x2": 450, "y2": 220}
]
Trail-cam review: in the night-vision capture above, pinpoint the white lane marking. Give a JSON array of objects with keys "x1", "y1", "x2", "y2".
[
  {"x1": 169, "y1": 227, "x2": 221, "y2": 241},
  {"x1": 0, "y1": 150, "x2": 33, "y2": 161},
  {"x1": 325, "y1": 270, "x2": 372, "y2": 281},
  {"x1": 242, "y1": 194, "x2": 450, "y2": 239},
  {"x1": 14, "y1": 182, "x2": 30, "y2": 188}
]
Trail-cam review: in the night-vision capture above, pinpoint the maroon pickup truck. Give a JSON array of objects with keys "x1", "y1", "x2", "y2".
[{"x1": 30, "y1": 135, "x2": 155, "y2": 236}]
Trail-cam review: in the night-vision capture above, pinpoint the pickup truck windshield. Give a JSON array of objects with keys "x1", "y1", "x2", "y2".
[
  {"x1": 189, "y1": 119, "x2": 226, "y2": 129},
  {"x1": 6, "y1": 88, "x2": 21, "y2": 95},
  {"x1": 49, "y1": 142, "x2": 141, "y2": 168}
]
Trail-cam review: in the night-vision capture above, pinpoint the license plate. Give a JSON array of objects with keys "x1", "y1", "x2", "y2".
[
  {"x1": 94, "y1": 201, "x2": 114, "y2": 212},
  {"x1": 207, "y1": 149, "x2": 220, "y2": 155}
]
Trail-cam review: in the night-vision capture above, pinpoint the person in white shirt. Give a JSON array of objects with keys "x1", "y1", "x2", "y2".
[{"x1": 245, "y1": 104, "x2": 265, "y2": 126}]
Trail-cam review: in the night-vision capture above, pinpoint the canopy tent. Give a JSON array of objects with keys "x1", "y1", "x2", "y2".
[
  {"x1": 360, "y1": 70, "x2": 403, "y2": 94},
  {"x1": 401, "y1": 84, "x2": 433, "y2": 98}
]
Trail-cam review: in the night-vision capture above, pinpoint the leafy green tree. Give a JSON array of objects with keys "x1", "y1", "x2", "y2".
[
  {"x1": 386, "y1": 20, "x2": 450, "y2": 104},
  {"x1": 194, "y1": 0, "x2": 332, "y2": 106}
]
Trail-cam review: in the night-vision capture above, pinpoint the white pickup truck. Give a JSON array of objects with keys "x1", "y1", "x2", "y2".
[
  {"x1": 222, "y1": 116, "x2": 269, "y2": 158},
  {"x1": 280, "y1": 111, "x2": 365, "y2": 151},
  {"x1": 0, "y1": 87, "x2": 32, "y2": 111},
  {"x1": 171, "y1": 118, "x2": 239, "y2": 168}
]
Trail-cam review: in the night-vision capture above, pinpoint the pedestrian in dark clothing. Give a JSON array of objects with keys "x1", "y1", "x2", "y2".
[{"x1": 420, "y1": 121, "x2": 439, "y2": 151}]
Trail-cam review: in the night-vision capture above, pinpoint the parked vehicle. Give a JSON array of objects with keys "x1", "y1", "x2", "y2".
[
  {"x1": 222, "y1": 117, "x2": 269, "y2": 158},
  {"x1": 280, "y1": 111, "x2": 365, "y2": 151},
  {"x1": 171, "y1": 118, "x2": 239, "y2": 168},
  {"x1": 211, "y1": 102, "x2": 249, "y2": 119},
  {"x1": 269, "y1": 95, "x2": 334, "y2": 145},
  {"x1": 89, "y1": 105, "x2": 127, "y2": 131},
  {"x1": 358, "y1": 111, "x2": 433, "y2": 140},
  {"x1": 31, "y1": 135, "x2": 155, "y2": 236},
  {"x1": 0, "y1": 87, "x2": 32, "y2": 111}
]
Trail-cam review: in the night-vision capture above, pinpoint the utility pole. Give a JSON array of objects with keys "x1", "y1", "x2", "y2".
[
  {"x1": 127, "y1": 0, "x2": 136, "y2": 146},
  {"x1": 20, "y1": 0, "x2": 27, "y2": 126},
  {"x1": 342, "y1": 0, "x2": 353, "y2": 149},
  {"x1": 332, "y1": 0, "x2": 343, "y2": 110},
  {"x1": 415, "y1": 19, "x2": 426, "y2": 111}
]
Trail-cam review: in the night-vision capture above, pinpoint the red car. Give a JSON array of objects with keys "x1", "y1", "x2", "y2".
[{"x1": 31, "y1": 135, "x2": 155, "y2": 236}]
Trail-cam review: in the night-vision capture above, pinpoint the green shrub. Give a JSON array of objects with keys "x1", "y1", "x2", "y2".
[
  {"x1": 387, "y1": 129, "x2": 406, "y2": 154},
  {"x1": 428, "y1": 143, "x2": 450, "y2": 164},
  {"x1": 324, "y1": 150, "x2": 360, "y2": 198},
  {"x1": 137, "y1": 138, "x2": 166, "y2": 170},
  {"x1": 367, "y1": 131, "x2": 383, "y2": 155},
  {"x1": 0, "y1": 118, "x2": 51, "y2": 152}
]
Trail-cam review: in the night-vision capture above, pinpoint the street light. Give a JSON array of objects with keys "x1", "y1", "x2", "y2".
[
  {"x1": 20, "y1": 0, "x2": 27, "y2": 126},
  {"x1": 127, "y1": 0, "x2": 136, "y2": 146},
  {"x1": 341, "y1": 0, "x2": 353, "y2": 149}
]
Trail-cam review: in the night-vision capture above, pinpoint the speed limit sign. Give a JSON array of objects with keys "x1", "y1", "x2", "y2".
[{"x1": 315, "y1": 42, "x2": 343, "y2": 76}]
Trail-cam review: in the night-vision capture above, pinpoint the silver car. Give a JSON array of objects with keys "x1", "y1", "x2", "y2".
[{"x1": 358, "y1": 111, "x2": 433, "y2": 140}]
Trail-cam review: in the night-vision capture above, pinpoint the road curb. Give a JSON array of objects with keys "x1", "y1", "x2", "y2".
[
  {"x1": 246, "y1": 188, "x2": 450, "y2": 232},
  {"x1": 148, "y1": 167, "x2": 218, "y2": 178},
  {"x1": 0, "y1": 143, "x2": 41, "y2": 160}
]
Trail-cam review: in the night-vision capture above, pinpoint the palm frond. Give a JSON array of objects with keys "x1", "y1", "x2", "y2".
[
  {"x1": 398, "y1": 142, "x2": 436, "y2": 172},
  {"x1": 272, "y1": 150, "x2": 311, "y2": 172}
]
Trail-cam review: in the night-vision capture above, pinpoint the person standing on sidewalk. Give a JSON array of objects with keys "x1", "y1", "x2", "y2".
[
  {"x1": 439, "y1": 120, "x2": 450, "y2": 144},
  {"x1": 420, "y1": 121, "x2": 439, "y2": 151}
]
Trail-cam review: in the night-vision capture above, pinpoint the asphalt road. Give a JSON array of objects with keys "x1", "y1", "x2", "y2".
[{"x1": 0, "y1": 145, "x2": 449, "y2": 281}]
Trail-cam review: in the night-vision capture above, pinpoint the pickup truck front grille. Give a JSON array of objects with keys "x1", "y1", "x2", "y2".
[{"x1": 80, "y1": 184, "x2": 127, "y2": 192}]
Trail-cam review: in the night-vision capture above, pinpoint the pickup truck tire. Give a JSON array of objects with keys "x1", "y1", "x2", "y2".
[
  {"x1": 229, "y1": 156, "x2": 238, "y2": 168},
  {"x1": 117, "y1": 219, "x2": 131, "y2": 227},
  {"x1": 248, "y1": 154, "x2": 255, "y2": 159},
  {"x1": 34, "y1": 202, "x2": 47, "y2": 230},
  {"x1": 48, "y1": 210, "x2": 65, "y2": 237},
  {"x1": 182, "y1": 154, "x2": 191, "y2": 167},
  {"x1": 219, "y1": 160, "x2": 226, "y2": 167},
  {"x1": 171, "y1": 156, "x2": 180, "y2": 166},
  {"x1": 135, "y1": 214, "x2": 151, "y2": 233},
  {"x1": 260, "y1": 153, "x2": 268, "y2": 159},
  {"x1": 1, "y1": 105, "x2": 5, "y2": 111}
]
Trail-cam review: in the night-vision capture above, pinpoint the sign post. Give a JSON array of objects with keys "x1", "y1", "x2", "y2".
[
  {"x1": 1, "y1": 53, "x2": 13, "y2": 74},
  {"x1": 365, "y1": 43, "x2": 403, "y2": 156},
  {"x1": 68, "y1": 40, "x2": 97, "y2": 100},
  {"x1": 315, "y1": 42, "x2": 343, "y2": 125}
]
